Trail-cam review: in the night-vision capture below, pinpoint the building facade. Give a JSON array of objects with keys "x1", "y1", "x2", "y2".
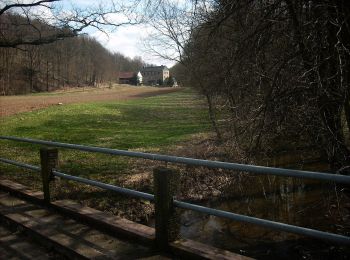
[{"x1": 141, "y1": 66, "x2": 169, "y2": 85}]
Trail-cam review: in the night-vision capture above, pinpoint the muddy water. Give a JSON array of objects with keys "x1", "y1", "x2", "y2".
[{"x1": 177, "y1": 158, "x2": 350, "y2": 259}]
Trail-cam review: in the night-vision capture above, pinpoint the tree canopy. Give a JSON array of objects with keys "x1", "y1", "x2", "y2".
[{"x1": 149, "y1": 0, "x2": 350, "y2": 172}]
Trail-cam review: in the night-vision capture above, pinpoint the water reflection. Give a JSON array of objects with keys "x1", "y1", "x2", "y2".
[{"x1": 177, "y1": 160, "x2": 350, "y2": 259}]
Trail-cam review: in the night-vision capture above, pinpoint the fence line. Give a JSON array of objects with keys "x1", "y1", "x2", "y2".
[
  {"x1": 1, "y1": 136, "x2": 350, "y2": 246},
  {"x1": 1, "y1": 136, "x2": 350, "y2": 184},
  {"x1": 1, "y1": 157, "x2": 350, "y2": 244}
]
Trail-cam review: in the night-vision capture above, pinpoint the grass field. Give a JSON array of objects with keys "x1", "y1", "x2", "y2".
[
  {"x1": 0, "y1": 85, "x2": 179, "y2": 116},
  {"x1": 0, "y1": 89, "x2": 210, "y2": 199}
]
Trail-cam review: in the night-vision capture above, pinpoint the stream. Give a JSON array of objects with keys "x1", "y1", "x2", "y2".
[
  {"x1": 178, "y1": 180, "x2": 349, "y2": 259},
  {"x1": 150, "y1": 158, "x2": 350, "y2": 259}
]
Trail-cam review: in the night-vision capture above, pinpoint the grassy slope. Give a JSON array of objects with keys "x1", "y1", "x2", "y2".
[{"x1": 0, "y1": 89, "x2": 210, "y2": 182}]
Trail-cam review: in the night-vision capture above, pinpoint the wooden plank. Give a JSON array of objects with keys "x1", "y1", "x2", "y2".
[
  {"x1": 0, "y1": 191, "x2": 154, "y2": 259},
  {"x1": 51, "y1": 199, "x2": 156, "y2": 245},
  {"x1": 0, "y1": 192, "x2": 104, "y2": 259},
  {"x1": 0, "y1": 179, "x2": 255, "y2": 259},
  {"x1": 0, "y1": 225, "x2": 54, "y2": 259},
  {"x1": 0, "y1": 179, "x2": 44, "y2": 202},
  {"x1": 170, "y1": 239, "x2": 254, "y2": 260}
]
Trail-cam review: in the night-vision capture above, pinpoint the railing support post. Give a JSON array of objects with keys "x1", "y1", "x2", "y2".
[
  {"x1": 153, "y1": 167, "x2": 180, "y2": 251},
  {"x1": 40, "y1": 147, "x2": 58, "y2": 203}
]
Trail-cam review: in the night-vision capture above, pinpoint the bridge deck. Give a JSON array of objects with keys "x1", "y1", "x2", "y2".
[
  {"x1": 0, "y1": 179, "x2": 252, "y2": 260},
  {"x1": 0, "y1": 191, "x2": 165, "y2": 259},
  {"x1": 0, "y1": 224, "x2": 64, "y2": 259}
]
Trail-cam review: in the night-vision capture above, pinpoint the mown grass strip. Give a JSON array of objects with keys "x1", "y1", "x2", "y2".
[{"x1": 0, "y1": 89, "x2": 210, "y2": 181}]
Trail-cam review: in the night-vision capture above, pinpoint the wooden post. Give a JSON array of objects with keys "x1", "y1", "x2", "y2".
[
  {"x1": 40, "y1": 147, "x2": 58, "y2": 203},
  {"x1": 153, "y1": 167, "x2": 180, "y2": 250}
]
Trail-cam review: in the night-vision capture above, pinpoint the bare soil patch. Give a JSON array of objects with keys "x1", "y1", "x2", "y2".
[{"x1": 0, "y1": 85, "x2": 180, "y2": 117}]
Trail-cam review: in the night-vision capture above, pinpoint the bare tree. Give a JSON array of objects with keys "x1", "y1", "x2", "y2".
[
  {"x1": 0, "y1": 0, "x2": 153, "y2": 48},
  {"x1": 0, "y1": 19, "x2": 147, "y2": 94},
  {"x1": 146, "y1": 0, "x2": 350, "y2": 171},
  {"x1": 0, "y1": 0, "x2": 155, "y2": 94}
]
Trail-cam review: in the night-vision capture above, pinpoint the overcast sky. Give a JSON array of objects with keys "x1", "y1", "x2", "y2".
[
  {"x1": 62, "y1": 0, "x2": 177, "y2": 67},
  {"x1": 89, "y1": 24, "x2": 176, "y2": 68}
]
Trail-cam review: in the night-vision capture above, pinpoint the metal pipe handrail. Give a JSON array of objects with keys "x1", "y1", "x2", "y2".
[
  {"x1": 0, "y1": 158, "x2": 40, "y2": 172},
  {"x1": 0, "y1": 158, "x2": 154, "y2": 201},
  {"x1": 52, "y1": 171, "x2": 154, "y2": 201},
  {"x1": 1, "y1": 157, "x2": 349, "y2": 245},
  {"x1": 1, "y1": 136, "x2": 350, "y2": 184},
  {"x1": 173, "y1": 201, "x2": 350, "y2": 245}
]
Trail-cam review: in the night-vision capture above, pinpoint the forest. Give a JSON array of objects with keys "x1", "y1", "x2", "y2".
[
  {"x1": 166, "y1": 0, "x2": 350, "y2": 173},
  {"x1": 0, "y1": 13, "x2": 145, "y2": 95}
]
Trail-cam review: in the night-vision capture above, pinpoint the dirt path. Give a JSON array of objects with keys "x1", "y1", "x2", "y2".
[{"x1": 0, "y1": 86, "x2": 180, "y2": 117}]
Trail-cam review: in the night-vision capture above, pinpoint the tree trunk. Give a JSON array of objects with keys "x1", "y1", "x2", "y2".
[
  {"x1": 286, "y1": 0, "x2": 350, "y2": 171},
  {"x1": 205, "y1": 93, "x2": 222, "y2": 141},
  {"x1": 46, "y1": 59, "x2": 49, "y2": 92},
  {"x1": 318, "y1": 98, "x2": 350, "y2": 171},
  {"x1": 345, "y1": 95, "x2": 350, "y2": 134}
]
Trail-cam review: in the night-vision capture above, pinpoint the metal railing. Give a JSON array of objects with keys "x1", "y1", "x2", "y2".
[{"x1": 0, "y1": 136, "x2": 350, "y2": 246}]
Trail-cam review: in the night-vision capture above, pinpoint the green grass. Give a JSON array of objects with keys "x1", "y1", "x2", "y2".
[
  {"x1": 0, "y1": 89, "x2": 210, "y2": 182},
  {"x1": 1, "y1": 89, "x2": 209, "y2": 148}
]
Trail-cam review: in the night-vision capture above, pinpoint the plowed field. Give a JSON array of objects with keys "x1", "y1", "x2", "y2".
[{"x1": 0, "y1": 86, "x2": 180, "y2": 117}]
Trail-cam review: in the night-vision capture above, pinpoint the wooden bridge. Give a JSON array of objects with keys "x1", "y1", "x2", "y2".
[
  {"x1": 0, "y1": 179, "x2": 248, "y2": 259},
  {"x1": 0, "y1": 136, "x2": 349, "y2": 259}
]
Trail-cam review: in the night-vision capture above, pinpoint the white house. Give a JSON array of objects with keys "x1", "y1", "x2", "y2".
[{"x1": 136, "y1": 71, "x2": 143, "y2": 85}]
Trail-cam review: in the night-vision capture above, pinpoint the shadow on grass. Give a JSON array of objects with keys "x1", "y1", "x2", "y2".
[{"x1": 8, "y1": 102, "x2": 209, "y2": 150}]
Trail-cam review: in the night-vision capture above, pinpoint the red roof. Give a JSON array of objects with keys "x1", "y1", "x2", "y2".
[{"x1": 118, "y1": 72, "x2": 134, "y2": 79}]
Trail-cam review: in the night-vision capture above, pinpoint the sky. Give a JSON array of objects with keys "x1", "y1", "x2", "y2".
[
  {"x1": 90, "y1": 24, "x2": 176, "y2": 68},
  {"x1": 62, "y1": 0, "x2": 177, "y2": 67}
]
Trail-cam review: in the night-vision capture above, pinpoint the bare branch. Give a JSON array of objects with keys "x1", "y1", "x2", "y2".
[{"x1": 0, "y1": 0, "x2": 60, "y2": 16}]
